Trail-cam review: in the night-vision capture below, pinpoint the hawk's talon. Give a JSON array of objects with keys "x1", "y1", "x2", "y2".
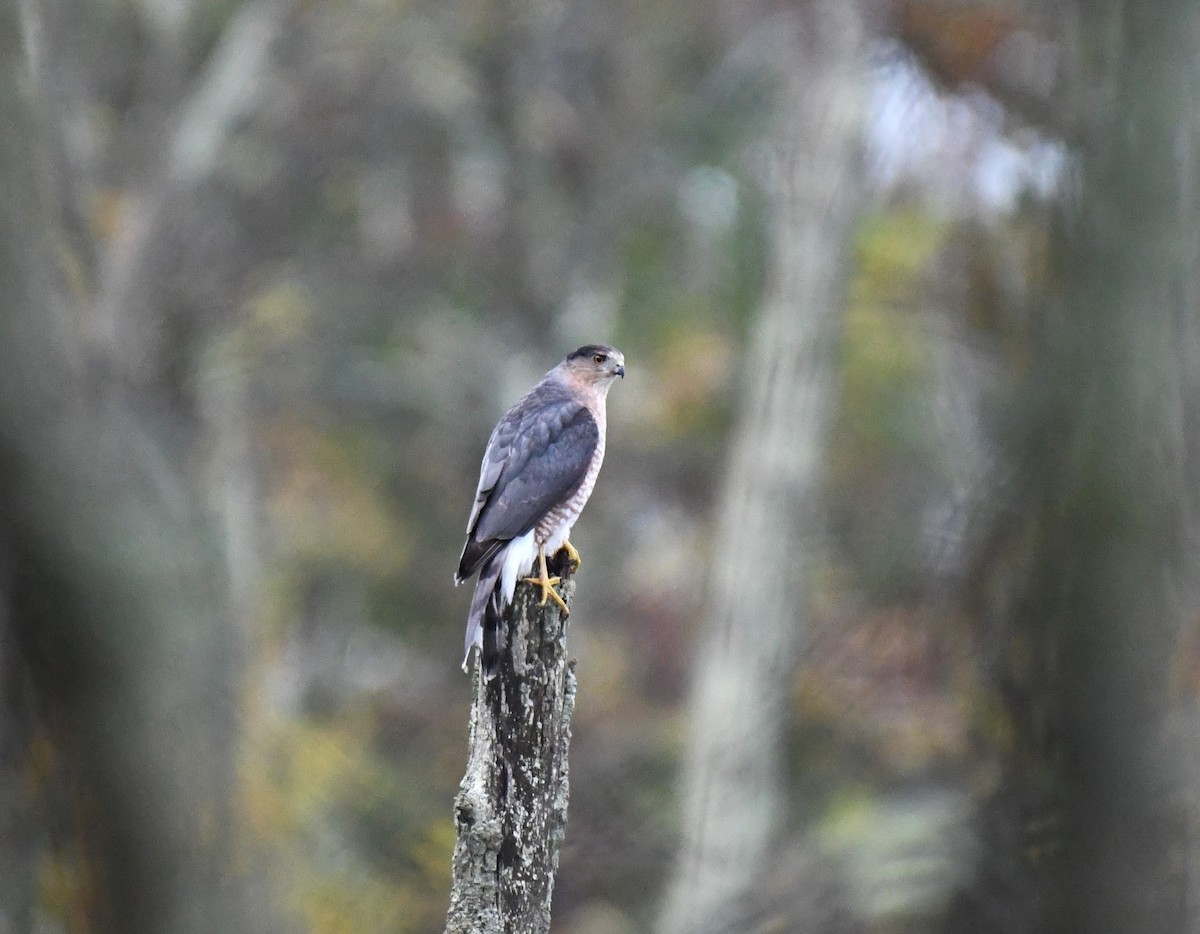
[
  {"x1": 557, "y1": 539, "x2": 582, "y2": 571},
  {"x1": 522, "y1": 573, "x2": 568, "y2": 612},
  {"x1": 522, "y1": 546, "x2": 570, "y2": 614}
]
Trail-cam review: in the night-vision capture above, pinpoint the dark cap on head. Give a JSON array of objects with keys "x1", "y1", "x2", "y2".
[{"x1": 567, "y1": 343, "x2": 619, "y2": 361}]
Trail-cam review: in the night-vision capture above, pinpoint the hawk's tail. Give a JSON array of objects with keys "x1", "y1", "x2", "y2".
[{"x1": 463, "y1": 556, "x2": 505, "y2": 679}]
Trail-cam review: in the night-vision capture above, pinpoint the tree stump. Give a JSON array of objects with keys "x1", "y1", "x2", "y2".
[{"x1": 444, "y1": 552, "x2": 577, "y2": 934}]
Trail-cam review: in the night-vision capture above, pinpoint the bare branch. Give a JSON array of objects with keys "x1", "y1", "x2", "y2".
[
  {"x1": 92, "y1": 0, "x2": 291, "y2": 383},
  {"x1": 167, "y1": 0, "x2": 289, "y2": 187}
]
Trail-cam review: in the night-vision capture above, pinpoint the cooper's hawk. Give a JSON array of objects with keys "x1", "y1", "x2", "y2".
[{"x1": 456, "y1": 344, "x2": 625, "y2": 674}]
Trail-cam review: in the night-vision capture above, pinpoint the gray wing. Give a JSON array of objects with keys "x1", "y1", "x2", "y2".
[{"x1": 456, "y1": 389, "x2": 598, "y2": 582}]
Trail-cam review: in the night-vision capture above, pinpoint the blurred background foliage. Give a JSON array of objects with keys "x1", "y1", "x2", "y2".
[{"x1": 2, "y1": 0, "x2": 1195, "y2": 932}]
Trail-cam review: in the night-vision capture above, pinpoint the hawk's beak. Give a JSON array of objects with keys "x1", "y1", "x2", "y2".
[{"x1": 615, "y1": 364, "x2": 625, "y2": 379}]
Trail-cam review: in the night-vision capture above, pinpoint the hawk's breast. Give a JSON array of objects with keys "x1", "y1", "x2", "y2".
[{"x1": 535, "y1": 407, "x2": 606, "y2": 548}]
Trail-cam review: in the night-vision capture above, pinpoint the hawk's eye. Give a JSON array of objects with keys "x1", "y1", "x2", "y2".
[{"x1": 593, "y1": 353, "x2": 607, "y2": 364}]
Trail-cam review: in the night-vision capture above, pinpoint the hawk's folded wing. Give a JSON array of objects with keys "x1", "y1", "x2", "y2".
[{"x1": 456, "y1": 392, "x2": 599, "y2": 583}]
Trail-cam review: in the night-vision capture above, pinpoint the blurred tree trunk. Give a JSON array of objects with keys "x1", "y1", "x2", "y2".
[
  {"x1": 445, "y1": 566, "x2": 577, "y2": 934},
  {"x1": 0, "y1": 10, "x2": 271, "y2": 933},
  {"x1": 1000, "y1": 3, "x2": 1200, "y2": 931},
  {"x1": 657, "y1": 3, "x2": 867, "y2": 932}
]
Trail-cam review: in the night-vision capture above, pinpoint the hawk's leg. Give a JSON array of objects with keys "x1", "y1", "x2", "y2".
[
  {"x1": 556, "y1": 539, "x2": 582, "y2": 571},
  {"x1": 523, "y1": 546, "x2": 570, "y2": 614}
]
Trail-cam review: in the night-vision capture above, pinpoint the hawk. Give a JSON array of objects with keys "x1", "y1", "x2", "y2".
[{"x1": 456, "y1": 344, "x2": 625, "y2": 674}]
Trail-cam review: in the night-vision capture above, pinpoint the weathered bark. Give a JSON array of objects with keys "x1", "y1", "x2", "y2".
[
  {"x1": 445, "y1": 553, "x2": 577, "y2": 934},
  {"x1": 657, "y1": 3, "x2": 867, "y2": 932}
]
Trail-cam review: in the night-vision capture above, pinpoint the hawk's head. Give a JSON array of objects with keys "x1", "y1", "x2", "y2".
[{"x1": 564, "y1": 344, "x2": 626, "y2": 385}]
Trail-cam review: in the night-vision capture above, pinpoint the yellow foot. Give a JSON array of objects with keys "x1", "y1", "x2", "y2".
[
  {"x1": 522, "y1": 546, "x2": 570, "y2": 613},
  {"x1": 522, "y1": 572, "x2": 568, "y2": 612},
  {"x1": 557, "y1": 539, "x2": 582, "y2": 571}
]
